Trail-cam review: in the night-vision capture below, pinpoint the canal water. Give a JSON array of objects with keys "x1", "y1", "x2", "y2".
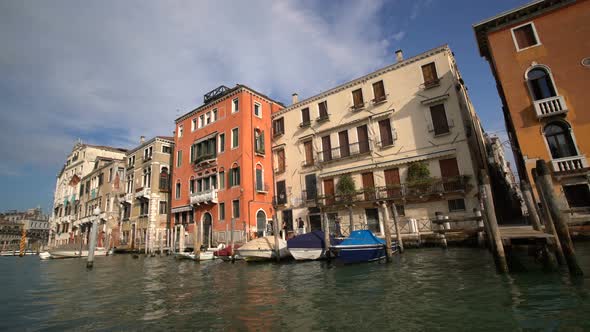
[{"x1": 2, "y1": 244, "x2": 590, "y2": 331}]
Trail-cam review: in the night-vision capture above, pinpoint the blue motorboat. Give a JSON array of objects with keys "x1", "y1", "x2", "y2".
[
  {"x1": 287, "y1": 230, "x2": 341, "y2": 261},
  {"x1": 330, "y1": 230, "x2": 396, "y2": 264}
]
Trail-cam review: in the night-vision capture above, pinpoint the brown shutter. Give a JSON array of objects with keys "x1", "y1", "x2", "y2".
[
  {"x1": 324, "y1": 179, "x2": 335, "y2": 205},
  {"x1": 362, "y1": 172, "x2": 375, "y2": 200},
  {"x1": 514, "y1": 24, "x2": 536, "y2": 49},
  {"x1": 322, "y1": 136, "x2": 332, "y2": 161},
  {"x1": 384, "y1": 168, "x2": 401, "y2": 198},
  {"x1": 301, "y1": 108, "x2": 310, "y2": 123},
  {"x1": 319, "y1": 101, "x2": 328, "y2": 118},
  {"x1": 421, "y1": 62, "x2": 438, "y2": 83},
  {"x1": 277, "y1": 148, "x2": 285, "y2": 172},
  {"x1": 352, "y1": 89, "x2": 364, "y2": 108},
  {"x1": 439, "y1": 158, "x2": 460, "y2": 192},
  {"x1": 339, "y1": 130, "x2": 350, "y2": 157},
  {"x1": 372, "y1": 81, "x2": 385, "y2": 101},
  {"x1": 430, "y1": 104, "x2": 449, "y2": 135},
  {"x1": 304, "y1": 141, "x2": 314, "y2": 166},
  {"x1": 357, "y1": 125, "x2": 370, "y2": 153},
  {"x1": 378, "y1": 119, "x2": 393, "y2": 146}
]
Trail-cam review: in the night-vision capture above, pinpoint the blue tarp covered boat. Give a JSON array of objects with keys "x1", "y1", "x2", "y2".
[
  {"x1": 287, "y1": 231, "x2": 341, "y2": 260},
  {"x1": 331, "y1": 230, "x2": 394, "y2": 264}
]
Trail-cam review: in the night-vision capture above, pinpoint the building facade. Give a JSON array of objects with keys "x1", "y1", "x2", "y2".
[
  {"x1": 50, "y1": 142, "x2": 127, "y2": 247},
  {"x1": 1, "y1": 208, "x2": 48, "y2": 252},
  {"x1": 172, "y1": 85, "x2": 282, "y2": 248},
  {"x1": 271, "y1": 45, "x2": 488, "y2": 238},
  {"x1": 121, "y1": 136, "x2": 174, "y2": 251},
  {"x1": 474, "y1": 0, "x2": 590, "y2": 222}
]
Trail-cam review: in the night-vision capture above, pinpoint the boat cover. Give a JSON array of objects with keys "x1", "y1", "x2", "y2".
[
  {"x1": 287, "y1": 231, "x2": 341, "y2": 249},
  {"x1": 340, "y1": 230, "x2": 385, "y2": 246},
  {"x1": 239, "y1": 236, "x2": 286, "y2": 251}
]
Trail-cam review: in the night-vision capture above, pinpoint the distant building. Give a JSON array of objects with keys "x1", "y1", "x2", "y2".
[
  {"x1": 1, "y1": 208, "x2": 48, "y2": 252},
  {"x1": 271, "y1": 45, "x2": 489, "y2": 237},
  {"x1": 172, "y1": 85, "x2": 282, "y2": 248},
  {"x1": 474, "y1": 0, "x2": 590, "y2": 223},
  {"x1": 120, "y1": 136, "x2": 174, "y2": 251},
  {"x1": 49, "y1": 142, "x2": 127, "y2": 247}
]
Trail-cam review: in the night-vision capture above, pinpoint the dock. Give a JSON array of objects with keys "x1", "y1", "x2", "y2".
[{"x1": 499, "y1": 226, "x2": 553, "y2": 246}]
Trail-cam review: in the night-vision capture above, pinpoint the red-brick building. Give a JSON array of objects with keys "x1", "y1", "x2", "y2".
[{"x1": 171, "y1": 85, "x2": 283, "y2": 248}]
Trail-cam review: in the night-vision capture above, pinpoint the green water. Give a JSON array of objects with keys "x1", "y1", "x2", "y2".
[{"x1": 2, "y1": 244, "x2": 590, "y2": 331}]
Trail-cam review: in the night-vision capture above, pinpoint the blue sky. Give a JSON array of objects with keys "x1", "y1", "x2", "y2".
[{"x1": 0, "y1": 0, "x2": 529, "y2": 213}]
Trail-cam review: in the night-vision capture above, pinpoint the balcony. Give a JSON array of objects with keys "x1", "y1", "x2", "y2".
[
  {"x1": 551, "y1": 155, "x2": 588, "y2": 172},
  {"x1": 534, "y1": 95, "x2": 568, "y2": 119},
  {"x1": 124, "y1": 193, "x2": 134, "y2": 203},
  {"x1": 194, "y1": 153, "x2": 216, "y2": 165},
  {"x1": 256, "y1": 183, "x2": 270, "y2": 193},
  {"x1": 317, "y1": 141, "x2": 371, "y2": 164},
  {"x1": 372, "y1": 96, "x2": 387, "y2": 105},
  {"x1": 299, "y1": 120, "x2": 311, "y2": 128},
  {"x1": 420, "y1": 79, "x2": 440, "y2": 90},
  {"x1": 190, "y1": 189, "x2": 218, "y2": 205},
  {"x1": 273, "y1": 193, "x2": 287, "y2": 206},
  {"x1": 134, "y1": 187, "x2": 151, "y2": 199},
  {"x1": 142, "y1": 155, "x2": 152, "y2": 163},
  {"x1": 316, "y1": 114, "x2": 330, "y2": 123}
]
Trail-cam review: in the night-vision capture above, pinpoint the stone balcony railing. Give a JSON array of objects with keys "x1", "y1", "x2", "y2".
[
  {"x1": 551, "y1": 155, "x2": 588, "y2": 172},
  {"x1": 134, "y1": 187, "x2": 151, "y2": 199},
  {"x1": 190, "y1": 189, "x2": 218, "y2": 205},
  {"x1": 534, "y1": 95, "x2": 568, "y2": 119}
]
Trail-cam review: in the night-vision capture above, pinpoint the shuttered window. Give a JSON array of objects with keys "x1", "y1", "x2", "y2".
[
  {"x1": 421, "y1": 62, "x2": 438, "y2": 85},
  {"x1": 352, "y1": 89, "x2": 364, "y2": 109},
  {"x1": 273, "y1": 118, "x2": 285, "y2": 136},
  {"x1": 357, "y1": 125, "x2": 370, "y2": 153},
  {"x1": 321, "y1": 136, "x2": 332, "y2": 162},
  {"x1": 339, "y1": 130, "x2": 350, "y2": 158},
  {"x1": 372, "y1": 81, "x2": 386, "y2": 102},
  {"x1": 378, "y1": 118, "x2": 394, "y2": 146},
  {"x1": 318, "y1": 101, "x2": 329, "y2": 119},
  {"x1": 430, "y1": 104, "x2": 450, "y2": 135},
  {"x1": 304, "y1": 140, "x2": 314, "y2": 166},
  {"x1": 513, "y1": 23, "x2": 538, "y2": 50},
  {"x1": 277, "y1": 148, "x2": 285, "y2": 172},
  {"x1": 301, "y1": 108, "x2": 311, "y2": 125}
]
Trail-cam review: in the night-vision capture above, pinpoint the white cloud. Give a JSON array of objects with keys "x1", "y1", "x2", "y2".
[
  {"x1": 0, "y1": 0, "x2": 400, "y2": 176},
  {"x1": 391, "y1": 31, "x2": 406, "y2": 41}
]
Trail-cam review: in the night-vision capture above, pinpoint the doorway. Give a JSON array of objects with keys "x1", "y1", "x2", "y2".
[
  {"x1": 365, "y1": 208, "x2": 380, "y2": 234},
  {"x1": 256, "y1": 210, "x2": 266, "y2": 237},
  {"x1": 202, "y1": 212, "x2": 212, "y2": 248}
]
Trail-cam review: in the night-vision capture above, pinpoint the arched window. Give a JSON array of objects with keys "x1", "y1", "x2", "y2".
[
  {"x1": 255, "y1": 163, "x2": 264, "y2": 192},
  {"x1": 159, "y1": 167, "x2": 169, "y2": 190},
  {"x1": 544, "y1": 122, "x2": 577, "y2": 159},
  {"x1": 256, "y1": 210, "x2": 267, "y2": 237},
  {"x1": 143, "y1": 167, "x2": 151, "y2": 188},
  {"x1": 527, "y1": 67, "x2": 556, "y2": 101}
]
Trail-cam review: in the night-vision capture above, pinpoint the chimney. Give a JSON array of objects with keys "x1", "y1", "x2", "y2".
[
  {"x1": 140, "y1": 136, "x2": 145, "y2": 143},
  {"x1": 292, "y1": 93, "x2": 299, "y2": 105},
  {"x1": 395, "y1": 49, "x2": 404, "y2": 62}
]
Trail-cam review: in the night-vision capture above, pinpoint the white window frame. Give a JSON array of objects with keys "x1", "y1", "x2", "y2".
[
  {"x1": 199, "y1": 114, "x2": 205, "y2": 128},
  {"x1": 191, "y1": 118, "x2": 197, "y2": 131},
  {"x1": 177, "y1": 125, "x2": 183, "y2": 138},
  {"x1": 231, "y1": 127, "x2": 239, "y2": 149},
  {"x1": 176, "y1": 150, "x2": 182, "y2": 167},
  {"x1": 175, "y1": 182, "x2": 181, "y2": 200},
  {"x1": 232, "y1": 199, "x2": 240, "y2": 218},
  {"x1": 510, "y1": 21, "x2": 541, "y2": 52},
  {"x1": 232, "y1": 98, "x2": 239, "y2": 113},
  {"x1": 254, "y1": 102, "x2": 262, "y2": 118},
  {"x1": 219, "y1": 202, "x2": 225, "y2": 221},
  {"x1": 218, "y1": 133, "x2": 225, "y2": 153},
  {"x1": 421, "y1": 61, "x2": 440, "y2": 84},
  {"x1": 212, "y1": 108, "x2": 218, "y2": 121},
  {"x1": 206, "y1": 112, "x2": 211, "y2": 125}
]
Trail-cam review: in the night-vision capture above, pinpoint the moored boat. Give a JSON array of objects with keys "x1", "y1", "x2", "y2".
[
  {"x1": 175, "y1": 250, "x2": 215, "y2": 261},
  {"x1": 48, "y1": 247, "x2": 108, "y2": 259},
  {"x1": 39, "y1": 252, "x2": 52, "y2": 260},
  {"x1": 214, "y1": 244, "x2": 243, "y2": 261},
  {"x1": 330, "y1": 230, "x2": 396, "y2": 264},
  {"x1": 237, "y1": 236, "x2": 289, "y2": 261},
  {"x1": 287, "y1": 230, "x2": 341, "y2": 261}
]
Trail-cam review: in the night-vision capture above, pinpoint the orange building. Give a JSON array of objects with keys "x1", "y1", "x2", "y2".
[
  {"x1": 474, "y1": 0, "x2": 590, "y2": 222},
  {"x1": 171, "y1": 85, "x2": 283, "y2": 248}
]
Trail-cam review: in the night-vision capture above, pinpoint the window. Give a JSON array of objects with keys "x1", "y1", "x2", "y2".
[
  {"x1": 338, "y1": 130, "x2": 350, "y2": 158},
  {"x1": 231, "y1": 128, "x2": 239, "y2": 149},
  {"x1": 232, "y1": 200, "x2": 240, "y2": 218},
  {"x1": 128, "y1": 156, "x2": 135, "y2": 167},
  {"x1": 256, "y1": 165, "x2": 264, "y2": 192},
  {"x1": 379, "y1": 118, "x2": 394, "y2": 147},
  {"x1": 448, "y1": 199, "x2": 466, "y2": 212},
  {"x1": 230, "y1": 166, "x2": 240, "y2": 186},
  {"x1": 321, "y1": 136, "x2": 332, "y2": 162},
  {"x1": 254, "y1": 102, "x2": 262, "y2": 117},
  {"x1": 219, "y1": 133, "x2": 225, "y2": 153},
  {"x1": 159, "y1": 201, "x2": 167, "y2": 214},
  {"x1": 212, "y1": 108, "x2": 218, "y2": 121},
  {"x1": 162, "y1": 146, "x2": 171, "y2": 153},
  {"x1": 127, "y1": 175, "x2": 133, "y2": 194},
  {"x1": 199, "y1": 114, "x2": 205, "y2": 128},
  {"x1": 512, "y1": 23, "x2": 540, "y2": 51},
  {"x1": 352, "y1": 89, "x2": 364, "y2": 109},
  {"x1": 276, "y1": 180, "x2": 287, "y2": 204},
  {"x1": 318, "y1": 101, "x2": 329, "y2": 120},
  {"x1": 159, "y1": 167, "x2": 169, "y2": 190},
  {"x1": 108, "y1": 168, "x2": 113, "y2": 183},
  {"x1": 563, "y1": 184, "x2": 590, "y2": 208},
  {"x1": 430, "y1": 104, "x2": 450, "y2": 135},
  {"x1": 206, "y1": 112, "x2": 211, "y2": 125},
  {"x1": 143, "y1": 167, "x2": 151, "y2": 188},
  {"x1": 232, "y1": 98, "x2": 239, "y2": 113},
  {"x1": 276, "y1": 148, "x2": 285, "y2": 173},
  {"x1": 300, "y1": 108, "x2": 311, "y2": 127},
  {"x1": 372, "y1": 80, "x2": 386, "y2": 102},
  {"x1": 140, "y1": 201, "x2": 149, "y2": 216},
  {"x1": 189, "y1": 177, "x2": 195, "y2": 194},
  {"x1": 254, "y1": 130, "x2": 265, "y2": 154},
  {"x1": 273, "y1": 118, "x2": 285, "y2": 136},
  {"x1": 219, "y1": 171, "x2": 225, "y2": 189},
  {"x1": 544, "y1": 122, "x2": 577, "y2": 159},
  {"x1": 304, "y1": 140, "x2": 314, "y2": 166},
  {"x1": 527, "y1": 67, "x2": 556, "y2": 101},
  {"x1": 357, "y1": 125, "x2": 370, "y2": 153},
  {"x1": 178, "y1": 125, "x2": 183, "y2": 138},
  {"x1": 175, "y1": 182, "x2": 181, "y2": 199},
  {"x1": 219, "y1": 202, "x2": 225, "y2": 221},
  {"x1": 144, "y1": 146, "x2": 153, "y2": 160},
  {"x1": 176, "y1": 150, "x2": 182, "y2": 167},
  {"x1": 421, "y1": 62, "x2": 439, "y2": 88},
  {"x1": 192, "y1": 118, "x2": 197, "y2": 131},
  {"x1": 305, "y1": 174, "x2": 317, "y2": 200},
  {"x1": 190, "y1": 144, "x2": 196, "y2": 163}
]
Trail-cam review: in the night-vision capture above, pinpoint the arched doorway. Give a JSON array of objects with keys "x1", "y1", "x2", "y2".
[
  {"x1": 202, "y1": 212, "x2": 212, "y2": 248},
  {"x1": 527, "y1": 67, "x2": 556, "y2": 101},
  {"x1": 256, "y1": 210, "x2": 266, "y2": 237},
  {"x1": 544, "y1": 122, "x2": 577, "y2": 159}
]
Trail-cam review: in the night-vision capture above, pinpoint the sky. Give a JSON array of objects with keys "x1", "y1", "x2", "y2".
[{"x1": 0, "y1": 0, "x2": 530, "y2": 213}]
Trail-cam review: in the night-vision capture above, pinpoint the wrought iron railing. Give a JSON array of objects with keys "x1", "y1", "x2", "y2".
[{"x1": 317, "y1": 141, "x2": 371, "y2": 163}]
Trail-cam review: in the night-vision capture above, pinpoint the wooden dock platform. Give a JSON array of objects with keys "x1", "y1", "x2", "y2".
[{"x1": 499, "y1": 226, "x2": 553, "y2": 246}]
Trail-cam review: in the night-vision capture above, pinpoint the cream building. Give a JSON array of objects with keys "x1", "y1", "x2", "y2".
[
  {"x1": 120, "y1": 136, "x2": 174, "y2": 252},
  {"x1": 271, "y1": 45, "x2": 488, "y2": 238},
  {"x1": 50, "y1": 142, "x2": 127, "y2": 247}
]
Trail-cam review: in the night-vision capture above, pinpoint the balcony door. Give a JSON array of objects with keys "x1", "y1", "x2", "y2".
[
  {"x1": 362, "y1": 172, "x2": 375, "y2": 201},
  {"x1": 357, "y1": 125, "x2": 370, "y2": 153},
  {"x1": 527, "y1": 67, "x2": 556, "y2": 101},
  {"x1": 544, "y1": 122, "x2": 577, "y2": 159},
  {"x1": 439, "y1": 158, "x2": 460, "y2": 192},
  {"x1": 322, "y1": 136, "x2": 332, "y2": 162},
  {"x1": 339, "y1": 130, "x2": 350, "y2": 158},
  {"x1": 384, "y1": 168, "x2": 401, "y2": 198},
  {"x1": 324, "y1": 179, "x2": 335, "y2": 205}
]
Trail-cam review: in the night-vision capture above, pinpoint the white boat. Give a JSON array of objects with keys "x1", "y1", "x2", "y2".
[
  {"x1": 237, "y1": 236, "x2": 290, "y2": 261},
  {"x1": 48, "y1": 247, "x2": 108, "y2": 259},
  {"x1": 175, "y1": 251, "x2": 215, "y2": 261},
  {"x1": 39, "y1": 252, "x2": 52, "y2": 260}
]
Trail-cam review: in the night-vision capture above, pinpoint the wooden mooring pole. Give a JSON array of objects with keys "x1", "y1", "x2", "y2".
[
  {"x1": 391, "y1": 202, "x2": 404, "y2": 254},
  {"x1": 272, "y1": 214, "x2": 280, "y2": 262},
  {"x1": 532, "y1": 168, "x2": 566, "y2": 266},
  {"x1": 520, "y1": 181, "x2": 543, "y2": 231},
  {"x1": 347, "y1": 206, "x2": 354, "y2": 236},
  {"x1": 87, "y1": 217, "x2": 99, "y2": 269},
  {"x1": 323, "y1": 213, "x2": 331, "y2": 260},
  {"x1": 381, "y1": 203, "x2": 393, "y2": 261},
  {"x1": 230, "y1": 218, "x2": 235, "y2": 261},
  {"x1": 480, "y1": 170, "x2": 508, "y2": 273},
  {"x1": 534, "y1": 160, "x2": 583, "y2": 275}
]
